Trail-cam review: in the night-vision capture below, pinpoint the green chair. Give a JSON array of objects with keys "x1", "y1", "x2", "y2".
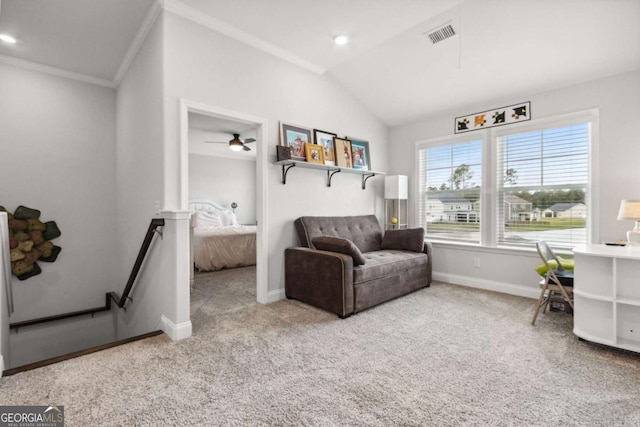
[{"x1": 531, "y1": 241, "x2": 574, "y2": 326}]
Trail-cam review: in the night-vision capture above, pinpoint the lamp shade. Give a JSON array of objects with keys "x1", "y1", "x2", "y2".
[
  {"x1": 617, "y1": 200, "x2": 640, "y2": 220},
  {"x1": 385, "y1": 175, "x2": 408, "y2": 199}
]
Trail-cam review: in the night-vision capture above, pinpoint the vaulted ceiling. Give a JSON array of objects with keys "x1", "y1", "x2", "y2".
[{"x1": 1, "y1": 0, "x2": 639, "y2": 127}]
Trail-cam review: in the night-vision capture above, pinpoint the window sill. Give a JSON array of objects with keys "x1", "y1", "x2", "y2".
[{"x1": 426, "y1": 240, "x2": 575, "y2": 257}]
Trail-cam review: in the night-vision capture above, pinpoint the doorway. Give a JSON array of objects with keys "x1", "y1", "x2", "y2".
[{"x1": 179, "y1": 100, "x2": 268, "y2": 305}]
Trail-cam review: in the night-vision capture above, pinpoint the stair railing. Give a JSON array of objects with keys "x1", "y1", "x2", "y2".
[{"x1": 9, "y1": 218, "x2": 165, "y2": 331}]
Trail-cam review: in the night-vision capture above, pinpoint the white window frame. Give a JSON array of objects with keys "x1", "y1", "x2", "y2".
[
  {"x1": 415, "y1": 133, "x2": 488, "y2": 245},
  {"x1": 414, "y1": 109, "x2": 599, "y2": 249}
]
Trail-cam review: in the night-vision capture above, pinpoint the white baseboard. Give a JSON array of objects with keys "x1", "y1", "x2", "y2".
[
  {"x1": 267, "y1": 288, "x2": 286, "y2": 303},
  {"x1": 433, "y1": 272, "x2": 539, "y2": 299},
  {"x1": 160, "y1": 315, "x2": 192, "y2": 341}
]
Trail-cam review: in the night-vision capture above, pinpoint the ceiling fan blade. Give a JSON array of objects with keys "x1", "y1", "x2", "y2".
[
  {"x1": 204, "y1": 140, "x2": 227, "y2": 144},
  {"x1": 243, "y1": 145, "x2": 251, "y2": 151},
  {"x1": 244, "y1": 138, "x2": 256, "y2": 143}
]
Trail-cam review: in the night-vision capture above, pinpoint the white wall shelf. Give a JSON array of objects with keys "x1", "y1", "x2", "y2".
[
  {"x1": 274, "y1": 160, "x2": 384, "y2": 189},
  {"x1": 573, "y1": 244, "x2": 640, "y2": 353}
]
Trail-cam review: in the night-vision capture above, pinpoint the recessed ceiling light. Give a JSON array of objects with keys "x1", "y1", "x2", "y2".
[
  {"x1": 0, "y1": 34, "x2": 17, "y2": 44},
  {"x1": 333, "y1": 35, "x2": 348, "y2": 46}
]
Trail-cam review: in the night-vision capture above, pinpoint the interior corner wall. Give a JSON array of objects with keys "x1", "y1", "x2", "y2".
[
  {"x1": 388, "y1": 69, "x2": 640, "y2": 294},
  {"x1": 162, "y1": 12, "x2": 390, "y2": 294},
  {"x1": 188, "y1": 154, "x2": 257, "y2": 225},
  {"x1": 0, "y1": 62, "x2": 118, "y2": 320},
  {"x1": 115, "y1": 14, "x2": 171, "y2": 338}
]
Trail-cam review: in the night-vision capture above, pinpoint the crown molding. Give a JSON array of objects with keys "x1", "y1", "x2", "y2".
[
  {"x1": 161, "y1": 0, "x2": 326, "y2": 75},
  {"x1": 0, "y1": 54, "x2": 115, "y2": 88},
  {"x1": 113, "y1": 0, "x2": 163, "y2": 86}
]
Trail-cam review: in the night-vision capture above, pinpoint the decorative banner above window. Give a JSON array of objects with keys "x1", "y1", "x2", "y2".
[{"x1": 454, "y1": 101, "x2": 531, "y2": 134}]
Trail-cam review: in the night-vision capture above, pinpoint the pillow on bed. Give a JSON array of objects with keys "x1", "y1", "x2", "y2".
[
  {"x1": 381, "y1": 228, "x2": 425, "y2": 252},
  {"x1": 311, "y1": 236, "x2": 366, "y2": 266},
  {"x1": 220, "y1": 210, "x2": 239, "y2": 226},
  {"x1": 192, "y1": 209, "x2": 223, "y2": 229}
]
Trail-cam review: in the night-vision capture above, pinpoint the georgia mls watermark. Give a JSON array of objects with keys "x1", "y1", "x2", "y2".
[{"x1": 0, "y1": 406, "x2": 64, "y2": 427}]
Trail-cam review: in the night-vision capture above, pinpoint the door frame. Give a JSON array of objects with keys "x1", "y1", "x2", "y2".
[{"x1": 179, "y1": 99, "x2": 269, "y2": 304}]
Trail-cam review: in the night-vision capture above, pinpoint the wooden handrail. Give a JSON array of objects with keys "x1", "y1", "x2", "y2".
[{"x1": 9, "y1": 218, "x2": 165, "y2": 331}]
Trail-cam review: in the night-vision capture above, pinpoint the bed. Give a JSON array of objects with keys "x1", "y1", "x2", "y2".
[{"x1": 189, "y1": 200, "x2": 257, "y2": 273}]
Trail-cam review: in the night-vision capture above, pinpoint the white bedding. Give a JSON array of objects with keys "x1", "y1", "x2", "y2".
[
  {"x1": 193, "y1": 225, "x2": 257, "y2": 271},
  {"x1": 189, "y1": 200, "x2": 257, "y2": 272}
]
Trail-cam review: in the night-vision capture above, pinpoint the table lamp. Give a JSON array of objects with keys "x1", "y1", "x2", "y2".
[{"x1": 617, "y1": 200, "x2": 640, "y2": 245}]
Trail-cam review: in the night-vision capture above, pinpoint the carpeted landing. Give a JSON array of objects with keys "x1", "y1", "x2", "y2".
[{"x1": 2, "y1": 266, "x2": 640, "y2": 426}]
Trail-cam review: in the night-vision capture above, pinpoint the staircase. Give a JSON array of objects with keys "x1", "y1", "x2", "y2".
[{"x1": 2, "y1": 218, "x2": 166, "y2": 374}]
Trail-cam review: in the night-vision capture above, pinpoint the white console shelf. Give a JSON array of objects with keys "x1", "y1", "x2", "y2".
[{"x1": 573, "y1": 244, "x2": 640, "y2": 353}]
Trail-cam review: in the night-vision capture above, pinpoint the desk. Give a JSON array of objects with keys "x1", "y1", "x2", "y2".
[{"x1": 573, "y1": 244, "x2": 640, "y2": 352}]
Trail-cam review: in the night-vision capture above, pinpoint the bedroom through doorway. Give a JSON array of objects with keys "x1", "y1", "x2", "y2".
[{"x1": 180, "y1": 101, "x2": 269, "y2": 320}]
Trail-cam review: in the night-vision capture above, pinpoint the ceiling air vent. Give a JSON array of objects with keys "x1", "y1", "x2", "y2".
[{"x1": 425, "y1": 24, "x2": 456, "y2": 44}]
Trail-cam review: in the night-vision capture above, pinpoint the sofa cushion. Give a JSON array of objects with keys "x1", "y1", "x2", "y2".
[
  {"x1": 295, "y1": 215, "x2": 383, "y2": 253},
  {"x1": 381, "y1": 228, "x2": 425, "y2": 252},
  {"x1": 353, "y1": 250, "x2": 428, "y2": 283},
  {"x1": 312, "y1": 236, "x2": 366, "y2": 266}
]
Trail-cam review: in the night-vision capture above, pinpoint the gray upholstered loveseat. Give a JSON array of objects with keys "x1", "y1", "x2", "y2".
[{"x1": 285, "y1": 215, "x2": 432, "y2": 318}]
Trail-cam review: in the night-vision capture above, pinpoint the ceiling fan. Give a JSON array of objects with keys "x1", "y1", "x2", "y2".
[{"x1": 205, "y1": 133, "x2": 256, "y2": 151}]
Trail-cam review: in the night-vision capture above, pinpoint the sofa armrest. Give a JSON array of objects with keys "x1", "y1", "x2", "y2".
[
  {"x1": 423, "y1": 241, "x2": 433, "y2": 286},
  {"x1": 285, "y1": 247, "x2": 354, "y2": 317},
  {"x1": 423, "y1": 241, "x2": 432, "y2": 256}
]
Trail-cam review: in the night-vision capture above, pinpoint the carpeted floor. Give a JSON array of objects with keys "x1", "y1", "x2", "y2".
[{"x1": 2, "y1": 266, "x2": 640, "y2": 426}]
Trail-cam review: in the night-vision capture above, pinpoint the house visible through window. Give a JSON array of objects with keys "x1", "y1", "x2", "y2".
[
  {"x1": 496, "y1": 122, "x2": 590, "y2": 248},
  {"x1": 417, "y1": 114, "x2": 593, "y2": 248},
  {"x1": 418, "y1": 139, "x2": 482, "y2": 244}
]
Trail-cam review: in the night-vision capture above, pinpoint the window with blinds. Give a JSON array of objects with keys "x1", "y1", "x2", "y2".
[
  {"x1": 418, "y1": 139, "x2": 483, "y2": 244},
  {"x1": 496, "y1": 122, "x2": 590, "y2": 248}
]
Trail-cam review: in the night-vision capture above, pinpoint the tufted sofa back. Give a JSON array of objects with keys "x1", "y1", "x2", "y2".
[{"x1": 294, "y1": 215, "x2": 383, "y2": 253}]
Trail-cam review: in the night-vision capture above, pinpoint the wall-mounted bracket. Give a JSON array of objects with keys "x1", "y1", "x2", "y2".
[
  {"x1": 153, "y1": 228, "x2": 163, "y2": 239},
  {"x1": 362, "y1": 173, "x2": 376, "y2": 190},
  {"x1": 327, "y1": 168, "x2": 341, "y2": 187},
  {"x1": 274, "y1": 160, "x2": 384, "y2": 189},
  {"x1": 281, "y1": 163, "x2": 296, "y2": 184}
]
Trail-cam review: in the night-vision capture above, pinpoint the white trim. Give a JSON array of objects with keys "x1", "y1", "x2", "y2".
[
  {"x1": 162, "y1": 0, "x2": 325, "y2": 75},
  {"x1": 179, "y1": 99, "x2": 270, "y2": 304},
  {"x1": 160, "y1": 210, "x2": 191, "y2": 220},
  {"x1": 160, "y1": 315, "x2": 192, "y2": 340},
  {"x1": 0, "y1": 54, "x2": 115, "y2": 88},
  {"x1": 113, "y1": 0, "x2": 162, "y2": 86},
  {"x1": 0, "y1": 355, "x2": 4, "y2": 377},
  {"x1": 433, "y1": 271, "x2": 539, "y2": 299},
  {"x1": 267, "y1": 288, "x2": 286, "y2": 303}
]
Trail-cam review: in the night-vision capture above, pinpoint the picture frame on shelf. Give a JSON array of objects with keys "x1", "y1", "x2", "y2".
[
  {"x1": 349, "y1": 138, "x2": 370, "y2": 171},
  {"x1": 313, "y1": 129, "x2": 337, "y2": 166},
  {"x1": 334, "y1": 137, "x2": 352, "y2": 168},
  {"x1": 276, "y1": 145, "x2": 291, "y2": 161},
  {"x1": 304, "y1": 142, "x2": 325, "y2": 164},
  {"x1": 280, "y1": 122, "x2": 313, "y2": 161}
]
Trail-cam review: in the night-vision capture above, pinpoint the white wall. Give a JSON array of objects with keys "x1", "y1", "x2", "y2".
[
  {"x1": 1, "y1": 213, "x2": 11, "y2": 373},
  {"x1": 162, "y1": 12, "x2": 389, "y2": 295},
  {"x1": 115, "y1": 14, "x2": 191, "y2": 339},
  {"x1": 188, "y1": 153, "x2": 256, "y2": 225},
  {"x1": 389, "y1": 69, "x2": 640, "y2": 296},
  {"x1": 0, "y1": 62, "x2": 118, "y2": 319}
]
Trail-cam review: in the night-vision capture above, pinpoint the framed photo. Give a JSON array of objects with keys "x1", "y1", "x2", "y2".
[
  {"x1": 334, "y1": 137, "x2": 352, "y2": 168},
  {"x1": 349, "y1": 138, "x2": 371, "y2": 171},
  {"x1": 313, "y1": 129, "x2": 337, "y2": 166},
  {"x1": 304, "y1": 143, "x2": 325, "y2": 164},
  {"x1": 280, "y1": 122, "x2": 313, "y2": 160}
]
